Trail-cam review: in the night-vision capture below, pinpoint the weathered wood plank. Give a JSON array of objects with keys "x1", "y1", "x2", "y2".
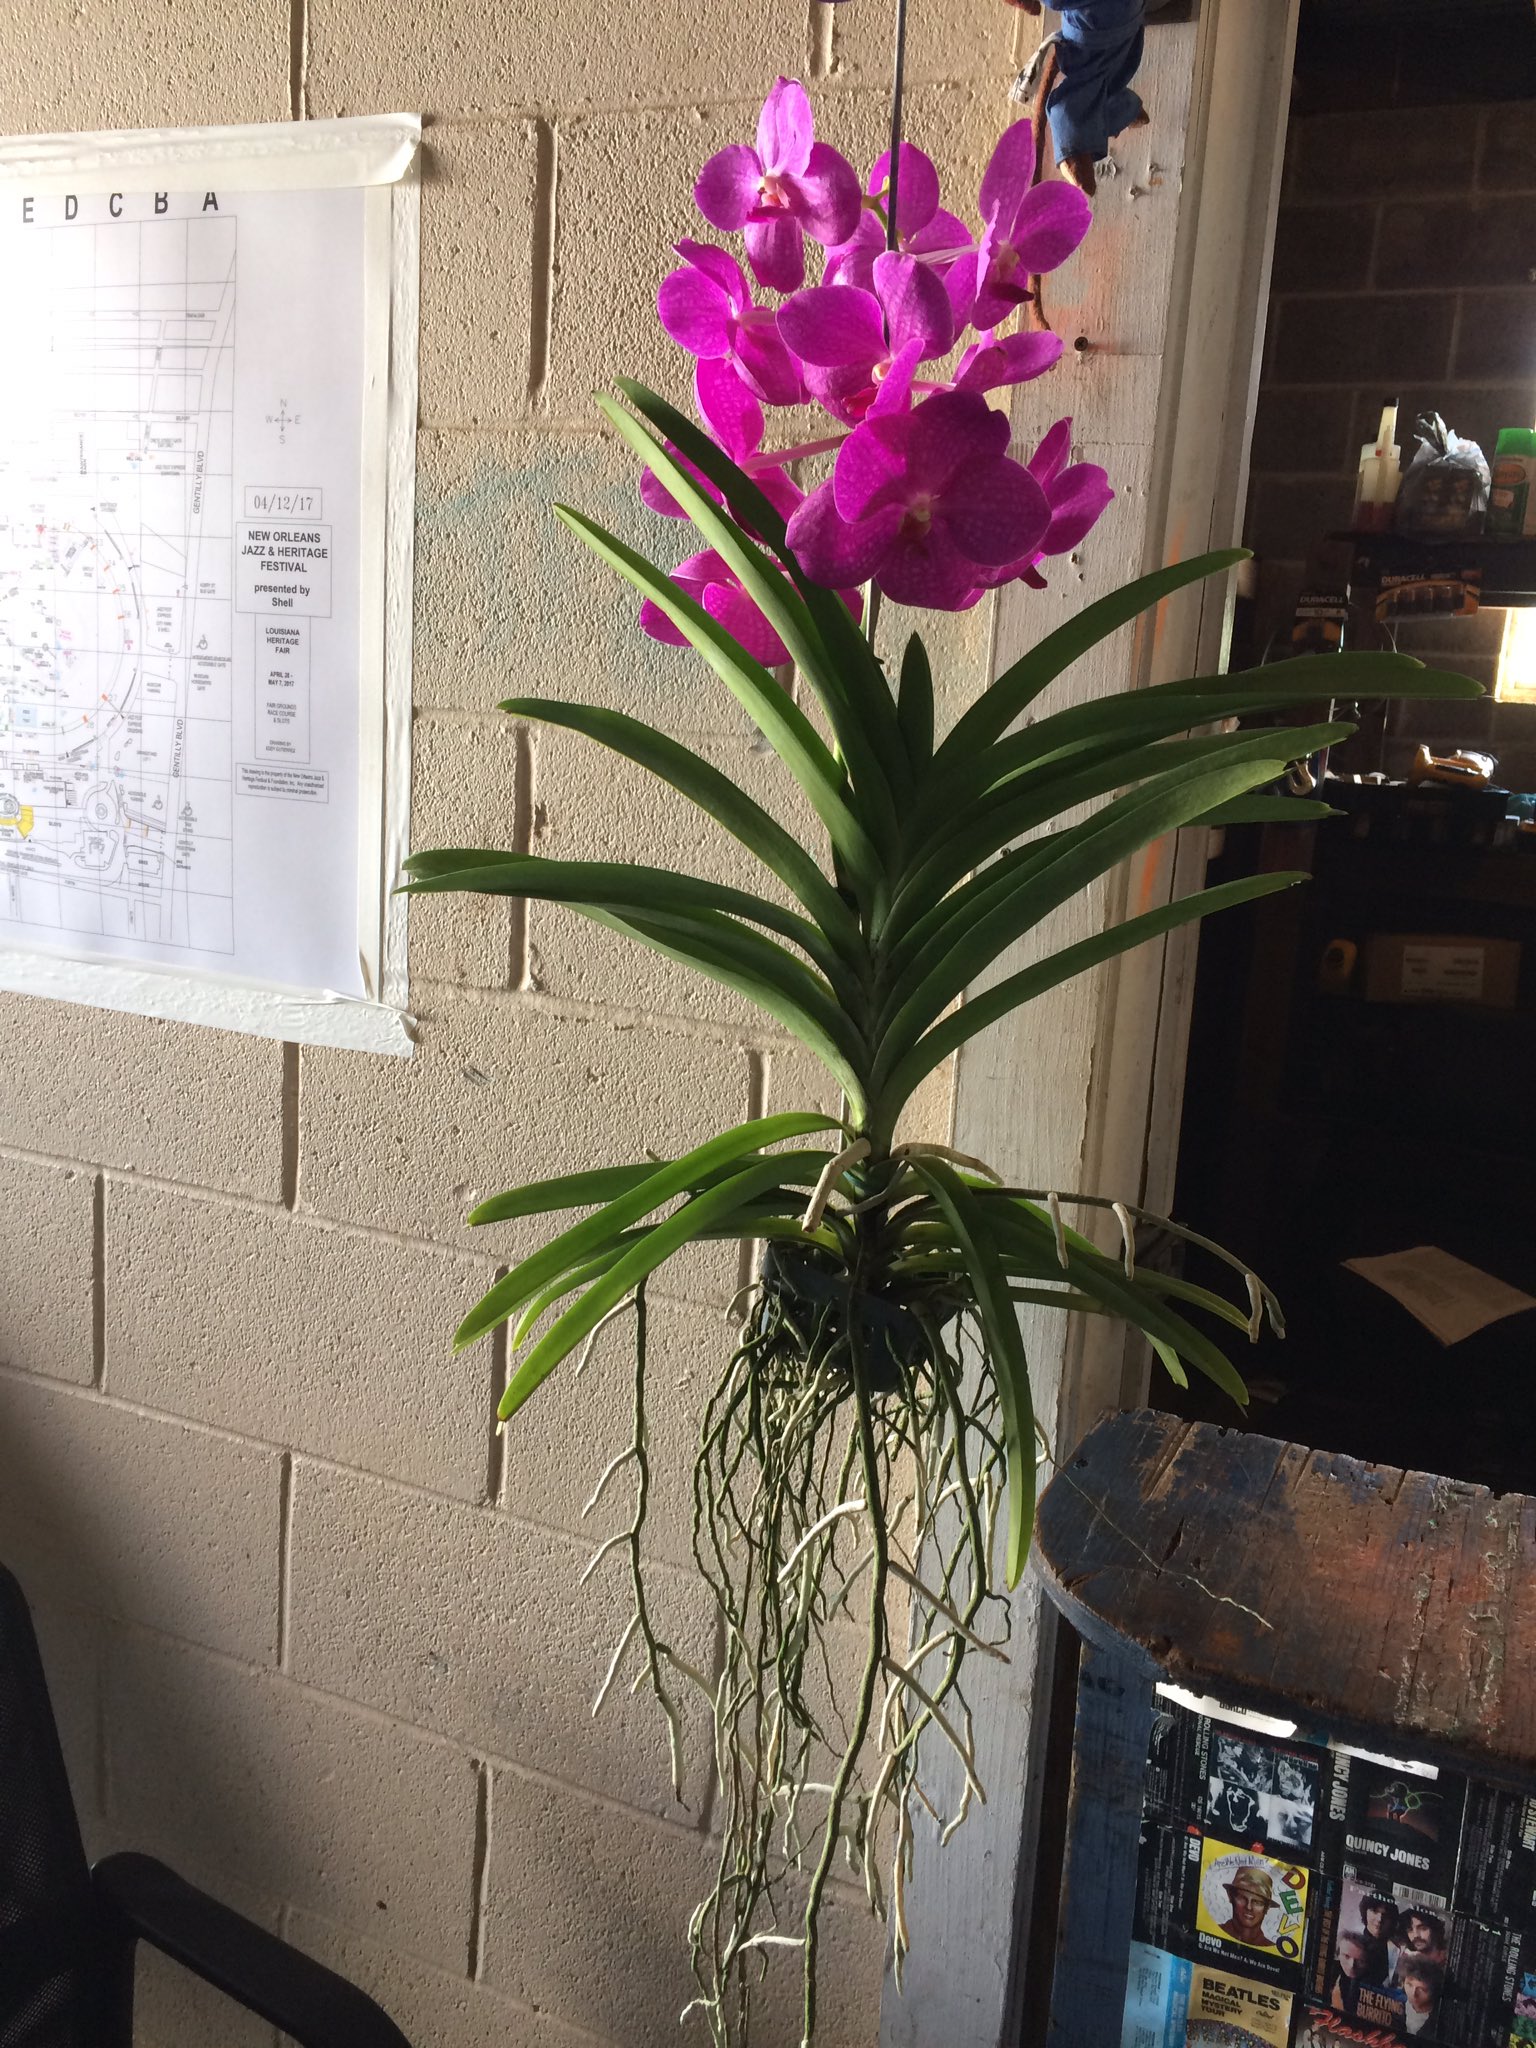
[
  {"x1": 1034, "y1": 1411, "x2": 1536, "y2": 1784},
  {"x1": 1046, "y1": 1642, "x2": 1158, "y2": 2047}
]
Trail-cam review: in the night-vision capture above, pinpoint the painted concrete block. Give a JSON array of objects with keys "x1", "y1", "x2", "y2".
[
  {"x1": 0, "y1": 1373, "x2": 281, "y2": 1662},
  {"x1": 287, "y1": 1460, "x2": 717, "y2": 1817},
  {"x1": 104, "y1": 1631, "x2": 479, "y2": 1969},
  {"x1": 0, "y1": 1155, "x2": 94, "y2": 1385},
  {"x1": 104, "y1": 1179, "x2": 497, "y2": 1502}
]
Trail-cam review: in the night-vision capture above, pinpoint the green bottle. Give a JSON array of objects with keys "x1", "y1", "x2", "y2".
[{"x1": 1487, "y1": 427, "x2": 1536, "y2": 538}]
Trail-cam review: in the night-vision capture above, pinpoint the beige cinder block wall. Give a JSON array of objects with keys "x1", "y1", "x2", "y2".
[{"x1": 0, "y1": 4, "x2": 1053, "y2": 2045}]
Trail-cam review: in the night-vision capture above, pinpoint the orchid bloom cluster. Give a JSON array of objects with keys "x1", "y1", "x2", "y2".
[{"x1": 639, "y1": 77, "x2": 1114, "y2": 661}]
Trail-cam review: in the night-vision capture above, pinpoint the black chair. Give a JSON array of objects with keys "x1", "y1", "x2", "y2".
[{"x1": 0, "y1": 1564, "x2": 413, "y2": 2047}]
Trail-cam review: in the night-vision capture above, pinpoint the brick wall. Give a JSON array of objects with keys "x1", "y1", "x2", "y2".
[
  {"x1": 1244, "y1": 94, "x2": 1536, "y2": 785},
  {"x1": 0, "y1": 7, "x2": 1021, "y2": 2045}
]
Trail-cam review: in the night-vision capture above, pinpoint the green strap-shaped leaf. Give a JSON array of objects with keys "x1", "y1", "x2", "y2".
[
  {"x1": 497, "y1": 697, "x2": 861, "y2": 960},
  {"x1": 554, "y1": 503, "x2": 883, "y2": 900},
  {"x1": 909, "y1": 1160, "x2": 1037, "y2": 1587},
  {"x1": 571, "y1": 903, "x2": 869, "y2": 1110},
  {"x1": 595, "y1": 399, "x2": 903, "y2": 855},
  {"x1": 498, "y1": 1157, "x2": 824, "y2": 1420},
  {"x1": 872, "y1": 735, "x2": 1342, "y2": 1070},
  {"x1": 898, "y1": 632, "x2": 934, "y2": 775},
  {"x1": 874, "y1": 869, "x2": 1306, "y2": 1117},
  {"x1": 884, "y1": 726, "x2": 1312, "y2": 969},
  {"x1": 1192, "y1": 795, "x2": 1337, "y2": 826},
  {"x1": 983, "y1": 1201, "x2": 1250, "y2": 1406},
  {"x1": 614, "y1": 378, "x2": 912, "y2": 811},
  {"x1": 469, "y1": 1162, "x2": 666, "y2": 1228},
  {"x1": 453, "y1": 1115, "x2": 838, "y2": 1350},
  {"x1": 401, "y1": 850, "x2": 851, "y2": 990},
  {"x1": 934, "y1": 549, "x2": 1249, "y2": 768},
  {"x1": 917, "y1": 652, "x2": 1479, "y2": 842}
]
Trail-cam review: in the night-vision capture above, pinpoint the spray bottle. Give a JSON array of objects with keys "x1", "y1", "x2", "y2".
[{"x1": 1353, "y1": 401, "x2": 1403, "y2": 532}]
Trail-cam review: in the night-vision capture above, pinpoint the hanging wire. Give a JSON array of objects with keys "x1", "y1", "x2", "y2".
[{"x1": 885, "y1": 0, "x2": 911, "y2": 253}]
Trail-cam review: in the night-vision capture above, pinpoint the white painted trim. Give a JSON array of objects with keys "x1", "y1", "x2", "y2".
[
  {"x1": 0, "y1": 948, "x2": 414, "y2": 1053},
  {"x1": 879, "y1": 4, "x2": 1299, "y2": 2041},
  {"x1": 0, "y1": 113, "x2": 422, "y2": 194},
  {"x1": 0, "y1": 116, "x2": 421, "y2": 1055}
]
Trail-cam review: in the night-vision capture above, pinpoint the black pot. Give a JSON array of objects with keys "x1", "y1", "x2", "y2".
[{"x1": 760, "y1": 1244, "x2": 928, "y2": 1395}]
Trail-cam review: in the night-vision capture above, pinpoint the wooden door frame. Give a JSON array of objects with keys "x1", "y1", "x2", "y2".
[{"x1": 879, "y1": 2, "x2": 1301, "y2": 2041}]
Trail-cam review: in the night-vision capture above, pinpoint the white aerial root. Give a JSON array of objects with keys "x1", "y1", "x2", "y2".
[
  {"x1": 582, "y1": 1446, "x2": 638, "y2": 1519},
  {"x1": 890, "y1": 1140, "x2": 1004, "y2": 1183},
  {"x1": 800, "y1": 1138, "x2": 871, "y2": 1233},
  {"x1": 1245, "y1": 1269, "x2": 1265, "y2": 1344},
  {"x1": 1046, "y1": 1191, "x2": 1069, "y2": 1270},
  {"x1": 775, "y1": 1498, "x2": 867, "y2": 1581},
  {"x1": 883, "y1": 1556, "x2": 1007, "y2": 1658},
  {"x1": 574, "y1": 1295, "x2": 638, "y2": 1379},
  {"x1": 1112, "y1": 1200, "x2": 1136, "y2": 1280},
  {"x1": 592, "y1": 1614, "x2": 639, "y2": 1716}
]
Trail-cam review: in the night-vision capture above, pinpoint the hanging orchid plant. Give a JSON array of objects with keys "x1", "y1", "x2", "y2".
[{"x1": 406, "y1": 53, "x2": 1478, "y2": 2048}]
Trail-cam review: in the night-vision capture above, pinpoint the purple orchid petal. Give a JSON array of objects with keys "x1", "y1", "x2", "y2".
[
  {"x1": 953, "y1": 328, "x2": 1064, "y2": 394},
  {"x1": 824, "y1": 211, "x2": 882, "y2": 291},
  {"x1": 779, "y1": 283, "x2": 887, "y2": 369},
  {"x1": 743, "y1": 212, "x2": 806, "y2": 293},
  {"x1": 732, "y1": 318, "x2": 805, "y2": 407},
  {"x1": 783, "y1": 143, "x2": 864, "y2": 249},
  {"x1": 1008, "y1": 180, "x2": 1093, "y2": 274},
  {"x1": 909, "y1": 207, "x2": 975, "y2": 264},
  {"x1": 873, "y1": 250, "x2": 953, "y2": 361},
  {"x1": 978, "y1": 118, "x2": 1037, "y2": 228},
  {"x1": 1026, "y1": 417, "x2": 1074, "y2": 485},
  {"x1": 787, "y1": 478, "x2": 902, "y2": 587},
  {"x1": 832, "y1": 414, "x2": 910, "y2": 521},
  {"x1": 1040, "y1": 463, "x2": 1114, "y2": 554},
  {"x1": 695, "y1": 356, "x2": 763, "y2": 462},
  {"x1": 970, "y1": 226, "x2": 1032, "y2": 332},
  {"x1": 904, "y1": 390, "x2": 1011, "y2": 494},
  {"x1": 941, "y1": 246, "x2": 980, "y2": 330},
  {"x1": 878, "y1": 523, "x2": 988, "y2": 612},
  {"x1": 675, "y1": 238, "x2": 750, "y2": 304},
  {"x1": 658, "y1": 267, "x2": 733, "y2": 357},
  {"x1": 674, "y1": 548, "x2": 731, "y2": 587},
  {"x1": 802, "y1": 360, "x2": 878, "y2": 426},
  {"x1": 869, "y1": 142, "x2": 941, "y2": 239},
  {"x1": 704, "y1": 579, "x2": 792, "y2": 667},
  {"x1": 695, "y1": 145, "x2": 763, "y2": 233},
  {"x1": 639, "y1": 598, "x2": 690, "y2": 646},
  {"x1": 756, "y1": 77, "x2": 814, "y2": 178},
  {"x1": 939, "y1": 456, "x2": 1051, "y2": 567},
  {"x1": 867, "y1": 337, "x2": 924, "y2": 419}
]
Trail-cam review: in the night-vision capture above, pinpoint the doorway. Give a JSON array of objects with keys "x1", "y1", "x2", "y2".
[{"x1": 1166, "y1": 0, "x2": 1536, "y2": 1492}]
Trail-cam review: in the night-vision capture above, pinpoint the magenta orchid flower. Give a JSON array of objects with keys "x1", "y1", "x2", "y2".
[
  {"x1": 640, "y1": 358, "x2": 801, "y2": 521},
  {"x1": 827, "y1": 144, "x2": 979, "y2": 327},
  {"x1": 972, "y1": 121, "x2": 1093, "y2": 331},
  {"x1": 786, "y1": 391, "x2": 1052, "y2": 611},
  {"x1": 952, "y1": 327, "x2": 1066, "y2": 397},
  {"x1": 695, "y1": 78, "x2": 863, "y2": 294},
  {"x1": 657, "y1": 240, "x2": 804, "y2": 407},
  {"x1": 975, "y1": 419, "x2": 1115, "y2": 591},
  {"x1": 639, "y1": 547, "x2": 862, "y2": 666},
  {"x1": 779, "y1": 251, "x2": 954, "y2": 425}
]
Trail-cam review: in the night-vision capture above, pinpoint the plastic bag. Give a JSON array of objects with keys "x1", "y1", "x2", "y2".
[{"x1": 1396, "y1": 412, "x2": 1490, "y2": 535}]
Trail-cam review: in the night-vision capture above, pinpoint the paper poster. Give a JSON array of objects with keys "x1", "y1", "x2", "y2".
[
  {"x1": 0, "y1": 174, "x2": 382, "y2": 1000},
  {"x1": 1342, "y1": 1248, "x2": 1536, "y2": 1347}
]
